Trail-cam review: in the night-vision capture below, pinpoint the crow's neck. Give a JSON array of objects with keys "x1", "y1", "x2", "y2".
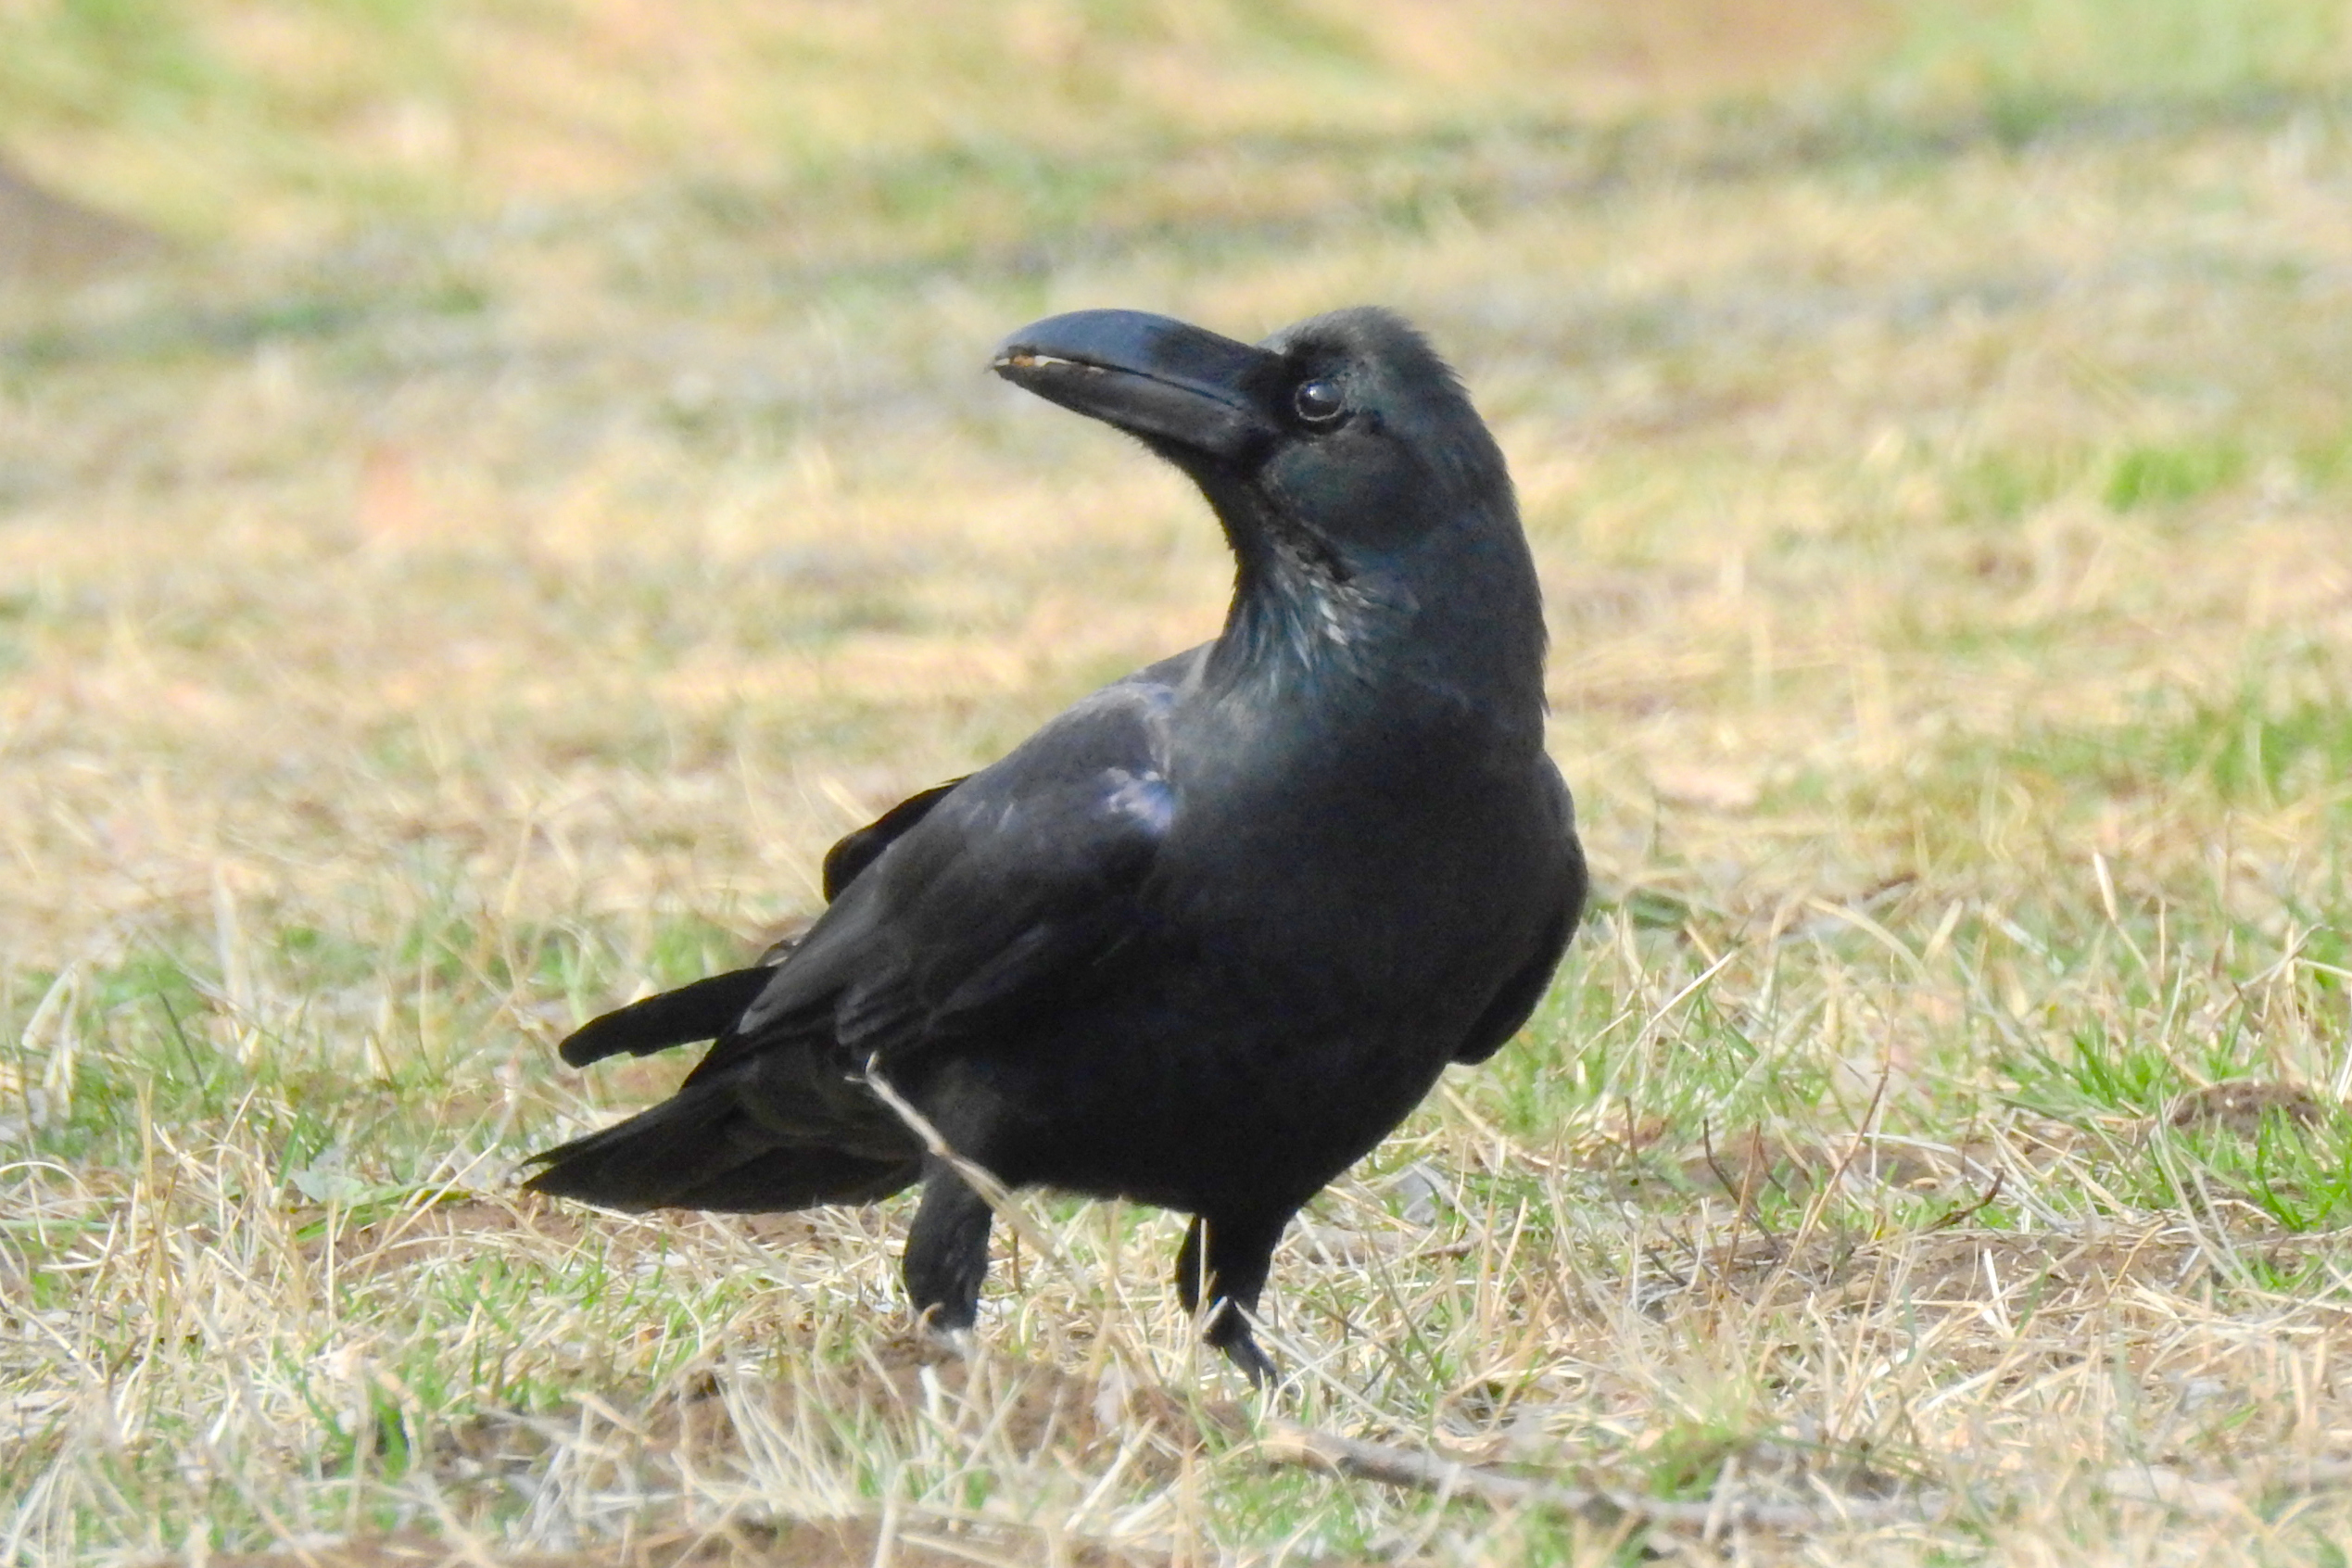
[{"x1": 1205, "y1": 503, "x2": 1549, "y2": 744}]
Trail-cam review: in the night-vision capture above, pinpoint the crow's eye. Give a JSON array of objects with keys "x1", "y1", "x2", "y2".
[{"x1": 1291, "y1": 379, "x2": 1346, "y2": 425}]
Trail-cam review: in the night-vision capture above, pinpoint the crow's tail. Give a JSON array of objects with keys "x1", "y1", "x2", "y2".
[
  {"x1": 525, "y1": 1080, "x2": 919, "y2": 1213},
  {"x1": 558, "y1": 967, "x2": 775, "y2": 1068}
]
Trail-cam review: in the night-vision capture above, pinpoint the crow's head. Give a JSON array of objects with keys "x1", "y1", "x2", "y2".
[
  {"x1": 994, "y1": 307, "x2": 1509, "y2": 559},
  {"x1": 994, "y1": 307, "x2": 1536, "y2": 689}
]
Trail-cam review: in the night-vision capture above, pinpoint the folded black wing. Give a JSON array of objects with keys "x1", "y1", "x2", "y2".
[{"x1": 685, "y1": 677, "x2": 1182, "y2": 1085}]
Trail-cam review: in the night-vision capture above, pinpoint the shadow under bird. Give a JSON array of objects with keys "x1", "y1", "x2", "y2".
[{"x1": 526, "y1": 305, "x2": 1587, "y2": 1382}]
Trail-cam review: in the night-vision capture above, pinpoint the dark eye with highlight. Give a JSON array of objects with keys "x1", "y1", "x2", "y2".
[{"x1": 1291, "y1": 379, "x2": 1346, "y2": 425}]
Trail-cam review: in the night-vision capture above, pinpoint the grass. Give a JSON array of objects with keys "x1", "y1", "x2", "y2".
[{"x1": 8, "y1": 0, "x2": 2352, "y2": 1562}]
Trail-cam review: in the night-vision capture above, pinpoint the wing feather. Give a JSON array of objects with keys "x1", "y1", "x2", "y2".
[{"x1": 685, "y1": 670, "x2": 1184, "y2": 1088}]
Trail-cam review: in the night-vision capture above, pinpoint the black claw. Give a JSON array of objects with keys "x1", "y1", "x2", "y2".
[
  {"x1": 1220, "y1": 1329, "x2": 1278, "y2": 1388},
  {"x1": 1204, "y1": 1299, "x2": 1279, "y2": 1387}
]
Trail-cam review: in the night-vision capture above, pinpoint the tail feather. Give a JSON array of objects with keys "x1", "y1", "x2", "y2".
[
  {"x1": 559, "y1": 967, "x2": 775, "y2": 1068},
  {"x1": 525, "y1": 1081, "x2": 916, "y2": 1213},
  {"x1": 670, "y1": 1146, "x2": 919, "y2": 1211}
]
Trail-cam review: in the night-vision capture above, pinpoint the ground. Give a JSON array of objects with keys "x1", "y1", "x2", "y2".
[{"x1": 5, "y1": 2, "x2": 2352, "y2": 1563}]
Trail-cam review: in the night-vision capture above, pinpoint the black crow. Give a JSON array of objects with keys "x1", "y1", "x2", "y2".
[{"x1": 526, "y1": 307, "x2": 1586, "y2": 1382}]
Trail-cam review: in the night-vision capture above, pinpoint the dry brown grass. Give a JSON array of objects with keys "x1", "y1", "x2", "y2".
[{"x1": 8, "y1": 3, "x2": 2352, "y2": 1564}]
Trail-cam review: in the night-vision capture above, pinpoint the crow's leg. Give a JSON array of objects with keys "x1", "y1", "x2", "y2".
[
  {"x1": 1175, "y1": 1217, "x2": 1209, "y2": 1314},
  {"x1": 1173, "y1": 1210, "x2": 1290, "y2": 1386},
  {"x1": 904, "y1": 1158, "x2": 993, "y2": 1335}
]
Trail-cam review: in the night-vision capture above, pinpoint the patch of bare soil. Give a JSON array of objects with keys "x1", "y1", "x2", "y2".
[
  {"x1": 292, "y1": 1192, "x2": 588, "y2": 1274},
  {"x1": 442, "y1": 1332, "x2": 1246, "y2": 1491},
  {"x1": 194, "y1": 1341, "x2": 1257, "y2": 1568},
  {"x1": 750, "y1": 1331, "x2": 1246, "y2": 1467},
  {"x1": 0, "y1": 155, "x2": 162, "y2": 284},
  {"x1": 2167, "y1": 1079, "x2": 2338, "y2": 1133}
]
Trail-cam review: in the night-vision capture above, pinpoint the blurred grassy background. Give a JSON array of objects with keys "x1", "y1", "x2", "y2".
[
  {"x1": 8, "y1": 3, "x2": 2352, "y2": 1563},
  {"x1": 0, "y1": 0, "x2": 2341, "y2": 246}
]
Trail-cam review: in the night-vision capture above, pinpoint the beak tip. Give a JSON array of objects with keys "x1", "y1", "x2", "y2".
[
  {"x1": 991, "y1": 348, "x2": 1094, "y2": 388},
  {"x1": 989, "y1": 310, "x2": 1272, "y2": 459}
]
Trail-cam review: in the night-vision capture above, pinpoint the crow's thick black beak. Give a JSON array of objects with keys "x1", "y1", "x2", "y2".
[{"x1": 993, "y1": 310, "x2": 1281, "y2": 462}]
